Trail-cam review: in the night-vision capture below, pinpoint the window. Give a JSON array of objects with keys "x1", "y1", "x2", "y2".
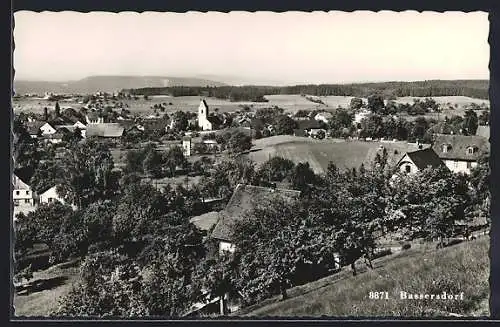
[
  {"x1": 14, "y1": 200, "x2": 19, "y2": 206},
  {"x1": 26, "y1": 191, "x2": 30, "y2": 195},
  {"x1": 405, "y1": 165, "x2": 411, "y2": 173},
  {"x1": 48, "y1": 198, "x2": 53, "y2": 203},
  {"x1": 15, "y1": 191, "x2": 19, "y2": 196},
  {"x1": 467, "y1": 162, "x2": 472, "y2": 169},
  {"x1": 467, "y1": 147, "x2": 477, "y2": 155},
  {"x1": 25, "y1": 199, "x2": 30, "y2": 204},
  {"x1": 442, "y1": 144, "x2": 451, "y2": 153}
]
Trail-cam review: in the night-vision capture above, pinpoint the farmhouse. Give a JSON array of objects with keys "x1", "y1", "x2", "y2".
[
  {"x1": 211, "y1": 184, "x2": 301, "y2": 255},
  {"x1": 39, "y1": 122, "x2": 57, "y2": 136},
  {"x1": 295, "y1": 119, "x2": 323, "y2": 137},
  {"x1": 432, "y1": 134, "x2": 489, "y2": 174},
  {"x1": 314, "y1": 111, "x2": 333, "y2": 124},
  {"x1": 38, "y1": 186, "x2": 77, "y2": 209},
  {"x1": 396, "y1": 148, "x2": 445, "y2": 174},
  {"x1": 13, "y1": 174, "x2": 36, "y2": 218},
  {"x1": 198, "y1": 99, "x2": 222, "y2": 131}
]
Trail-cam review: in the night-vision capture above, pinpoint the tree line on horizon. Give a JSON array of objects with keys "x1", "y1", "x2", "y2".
[{"x1": 124, "y1": 79, "x2": 489, "y2": 101}]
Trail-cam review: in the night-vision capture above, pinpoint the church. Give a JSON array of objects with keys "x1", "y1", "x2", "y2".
[{"x1": 197, "y1": 99, "x2": 222, "y2": 131}]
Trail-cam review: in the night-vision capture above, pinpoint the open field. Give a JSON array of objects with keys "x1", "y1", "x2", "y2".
[
  {"x1": 13, "y1": 95, "x2": 489, "y2": 121},
  {"x1": 239, "y1": 236, "x2": 489, "y2": 317},
  {"x1": 13, "y1": 259, "x2": 81, "y2": 317},
  {"x1": 247, "y1": 136, "x2": 424, "y2": 174},
  {"x1": 393, "y1": 96, "x2": 489, "y2": 107},
  {"x1": 12, "y1": 96, "x2": 260, "y2": 115}
]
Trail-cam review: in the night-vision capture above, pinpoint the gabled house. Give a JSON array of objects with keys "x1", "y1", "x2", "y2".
[
  {"x1": 211, "y1": 184, "x2": 301, "y2": 255},
  {"x1": 25, "y1": 121, "x2": 45, "y2": 138},
  {"x1": 295, "y1": 119, "x2": 323, "y2": 137},
  {"x1": 73, "y1": 120, "x2": 87, "y2": 130},
  {"x1": 314, "y1": 111, "x2": 333, "y2": 124},
  {"x1": 13, "y1": 174, "x2": 36, "y2": 218},
  {"x1": 432, "y1": 134, "x2": 490, "y2": 174},
  {"x1": 39, "y1": 185, "x2": 77, "y2": 210},
  {"x1": 396, "y1": 148, "x2": 445, "y2": 174},
  {"x1": 40, "y1": 122, "x2": 57, "y2": 136}
]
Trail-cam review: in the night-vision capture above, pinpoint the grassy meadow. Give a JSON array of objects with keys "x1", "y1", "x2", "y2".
[
  {"x1": 247, "y1": 136, "x2": 422, "y2": 174},
  {"x1": 239, "y1": 236, "x2": 489, "y2": 318},
  {"x1": 13, "y1": 259, "x2": 81, "y2": 317}
]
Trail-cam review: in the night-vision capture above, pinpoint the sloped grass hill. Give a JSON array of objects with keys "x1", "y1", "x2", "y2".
[{"x1": 239, "y1": 236, "x2": 489, "y2": 317}]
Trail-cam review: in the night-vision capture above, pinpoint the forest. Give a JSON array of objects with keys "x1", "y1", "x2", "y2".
[{"x1": 124, "y1": 80, "x2": 489, "y2": 101}]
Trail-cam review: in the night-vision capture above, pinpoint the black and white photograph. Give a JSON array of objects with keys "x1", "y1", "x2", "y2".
[{"x1": 11, "y1": 10, "x2": 491, "y2": 318}]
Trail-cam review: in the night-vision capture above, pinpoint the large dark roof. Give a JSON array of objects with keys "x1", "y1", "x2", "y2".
[
  {"x1": 211, "y1": 184, "x2": 301, "y2": 242},
  {"x1": 432, "y1": 134, "x2": 489, "y2": 161},
  {"x1": 25, "y1": 121, "x2": 45, "y2": 135},
  {"x1": 399, "y1": 148, "x2": 444, "y2": 170}
]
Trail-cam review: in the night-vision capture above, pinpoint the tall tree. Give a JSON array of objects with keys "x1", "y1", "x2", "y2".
[
  {"x1": 463, "y1": 109, "x2": 479, "y2": 135},
  {"x1": 274, "y1": 115, "x2": 297, "y2": 135},
  {"x1": 367, "y1": 94, "x2": 385, "y2": 114},
  {"x1": 349, "y1": 97, "x2": 364, "y2": 110},
  {"x1": 57, "y1": 139, "x2": 117, "y2": 209}
]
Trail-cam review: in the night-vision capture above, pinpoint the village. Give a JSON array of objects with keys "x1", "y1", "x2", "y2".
[
  {"x1": 13, "y1": 87, "x2": 491, "y2": 317},
  {"x1": 11, "y1": 9, "x2": 492, "y2": 319}
]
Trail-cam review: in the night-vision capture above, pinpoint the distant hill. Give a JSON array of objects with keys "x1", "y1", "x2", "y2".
[{"x1": 13, "y1": 76, "x2": 228, "y2": 95}]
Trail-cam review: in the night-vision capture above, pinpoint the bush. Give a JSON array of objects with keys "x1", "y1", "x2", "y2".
[{"x1": 401, "y1": 243, "x2": 411, "y2": 251}]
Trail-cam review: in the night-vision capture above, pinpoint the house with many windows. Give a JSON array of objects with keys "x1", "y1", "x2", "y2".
[
  {"x1": 432, "y1": 134, "x2": 490, "y2": 174},
  {"x1": 12, "y1": 174, "x2": 36, "y2": 218}
]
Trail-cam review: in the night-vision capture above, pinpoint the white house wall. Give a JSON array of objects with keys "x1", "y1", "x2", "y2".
[
  {"x1": 219, "y1": 241, "x2": 236, "y2": 255},
  {"x1": 398, "y1": 160, "x2": 418, "y2": 174},
  {"x1": 39, "y1": 186, "x2": 66, "y2": 205},
  {"x1": 443, "y1": 159, "x2": 477, "y2": 174},
  {"x1": 40, "y1": 123, "x2": 56, "y2": 135}
]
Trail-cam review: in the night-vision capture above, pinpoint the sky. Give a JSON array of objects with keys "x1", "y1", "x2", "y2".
[{"x1": 13, "y1": 11, "x2": 489, "y2": 85}]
